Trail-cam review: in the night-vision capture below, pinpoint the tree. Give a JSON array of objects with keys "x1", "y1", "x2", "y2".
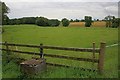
[
  {"x1": 35, "y1": 17, "x2": 49, "y2": 26},
  {"x1": 80, "y1": 19, "x2": 85, "y2": 22},
  {"x1": 112, "y1": 18, "x2": 120, "y2": 28},
  {"x1": 48, "y1": 19, "x2": 60, "y2": 27},
  {"x1": 104, "y1": 15, "x2": 115, "y2": 28},
  {"x1": 84, "y1": 16, "x2": 92, "y2": 27},
  {"x1": 61, "y1": 18, "x2": 70, "y2": 27},
  {"x1": 3, "y1": 15, "x2": 9, "y2": 25},
  {"x1": 74, "y1": 19, "x2": 80, "y2": 22},
  {"x1": 21, "y1": 17, "x2": 36, "y2": 24},
  {"x1": 70, "y1": 19, "x2": 73, "y2": 22},
  {"x1": 0, "y1": 2, "x2": 10, "y2": 25},
  {"x1": 9, "y1": 19, "x2": 16, "y2": 25}
]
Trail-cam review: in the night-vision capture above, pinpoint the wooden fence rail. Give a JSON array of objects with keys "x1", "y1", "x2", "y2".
[
  {"x1": 0, "y1": 42, "x2": 106, "y2": 74},
  {"x1": 0, "y1": 42, "x2": 100, "y2": 52}
]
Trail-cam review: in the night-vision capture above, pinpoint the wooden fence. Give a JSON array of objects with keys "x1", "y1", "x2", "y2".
[{"x1": 0, "y1": 42, "x2": 106, "y2": 74}]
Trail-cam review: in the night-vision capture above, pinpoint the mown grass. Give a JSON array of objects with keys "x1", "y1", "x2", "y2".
[{"x1": 1, "y1": 24, "x2": 118, "y2": 78}]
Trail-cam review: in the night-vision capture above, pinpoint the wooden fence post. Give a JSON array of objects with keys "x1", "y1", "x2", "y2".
[
  {"x1": 40, "y1": 43, "x2": 43, "y2": 58},
  {"x1": 5, "y1": 41, "x2": 10, "y2": 63},
  {"x1": 98, "y1": 42, "x2": 106, "y2": 74},
  {"x1": 92, "y1": 42, "x2": 95, "y2": 68},
  {"x1": 5, "y1": 41, "x2": 9, "y2": 55}
]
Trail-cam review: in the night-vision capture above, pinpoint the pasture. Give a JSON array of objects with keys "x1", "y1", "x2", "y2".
[{"x1": 2, "y1": 24, "x2": 118, "y2": 78}]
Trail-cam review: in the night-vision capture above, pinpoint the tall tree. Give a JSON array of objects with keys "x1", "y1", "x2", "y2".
[
  {"x1": 104, "y1": 15, "x2": 115, "y2": 28},
  {"x1": 61, "y1": 18, "x2": 70, "y2": 27},
  {"x1": 112, "y1": 18, "x2": 120, "y2": 28},
  {"x1": 84, "y1": 16, "x2": 92, "y2": 27},
  {"x1": 0, "y1": 2, "x2": 10, "y2": 25}
]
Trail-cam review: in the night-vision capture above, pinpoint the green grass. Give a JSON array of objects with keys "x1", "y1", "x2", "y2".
[
  {"x1": 2, "y1": 25, "x2": 118, "y2": 47},
  {"x1": 2, "y1": 24, "x2": 118, "y2": 78}
]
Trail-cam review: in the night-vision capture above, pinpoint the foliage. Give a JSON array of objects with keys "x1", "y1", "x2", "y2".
[
  {"x1": 2, "y1": 15, "x2": 9, "y2": 25},
  {"x1": 74, "y1": 19, "x2": 80, "y2": 22},
  {"x1": 48, "y1": 19, "x2": 60, "y2": 27},
  {"x1": 61, "y1": 18, "x2": 70, "y2": 27},
  {"x1": 70, "y1": 19, "x2": 74, "y2": 22},
  {"x1": 104, "y1": 15, "x2": 120, "y2": 28},
  {"x1": 8, "y1": 17, "x2": 60, "y2": 27},
  {"x1": 112, "y1": 18, "x2": 120, "y2": 28},
  {"x1": 104, "y1": 15, "x2": 115, "y2": 28},
  {"x1": 22, "y1": 17, "x2": 36, "y2": 24},
  {"x1": 81, "y1": 19, "x2": 85, "y2": 22},
  {"x1": 0, "y1": 2, "x2": 10, "y2": 25},
  {"x1": 35, "y1": 17, "x2": 49, "y2": 26},
  {"x1": 9, "y1": 17, "x2": 37, "y2": 25},
  {"x1": 84, "y1": 16, "x2": 92, "y2": 27}
]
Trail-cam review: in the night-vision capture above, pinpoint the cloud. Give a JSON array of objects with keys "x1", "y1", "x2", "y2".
[
  {"x1": 3, "y1": 2, "x2": 118, "y2": 20},
  {"x1": 2, "y1": 0, "x2": 120, "y2": 2}
]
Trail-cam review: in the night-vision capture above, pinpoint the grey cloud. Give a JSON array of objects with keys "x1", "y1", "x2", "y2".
[{"x1": 6, "y1": 2, "x2": 118, "y2": 20}]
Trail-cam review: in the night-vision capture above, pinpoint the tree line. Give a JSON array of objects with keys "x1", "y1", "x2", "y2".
[
  {"x1": 3, "y1": 15, "x2": 120, "y2": 28},
  {"x1": 3, "y1": 16, "x2": 70, "y2": 27}
]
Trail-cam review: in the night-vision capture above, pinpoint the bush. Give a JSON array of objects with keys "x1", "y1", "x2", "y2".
[{"x1": 61, "y1": 18, "x2": 70, "y2": 27}]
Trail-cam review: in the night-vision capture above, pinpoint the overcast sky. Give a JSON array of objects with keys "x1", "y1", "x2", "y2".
[{"x1": 1, "y1": 0, "x2": 119, "y2": 20}]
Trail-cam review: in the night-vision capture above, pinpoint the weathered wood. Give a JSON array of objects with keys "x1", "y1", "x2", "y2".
[
  {"x1": 44, "y1": 53, "x2": 99, "y2": 63},
  {"x1": 40, "y1": 44, "x2": 43, "y2": 58},
  {"x1": 5, "y1": 41, "x2": 9, "y2": 55},
  {"x1": 1, "y1": 43, "x2": 40, "y2": 48},
  {"x1": 0, "y1": 42, "x2": 100, "y2": 53},
  {"x1": 0, "y1": 48, "x2": 40, "y2": 55},
  {"x1": 92, "y1": 42, "x2": 96, "y2": 68},
  {"x1": 4, "y1": 41, "x2": 10, "y2": 63},
  {"x1": 93, "y1": 42, "x2": 95, "y2": 59},
  {"x1": 98, "y1": 42, "x2": 106, "y2": 74},
  {"x1": 43, "y1": 45, "x2": 100, "y2": 53},
  {"x1": 0, "y1": 48, "x2": 99, "y2": 63},
  {"x1": 0, "y1": 42, "x2": 106, "y2": 74}
]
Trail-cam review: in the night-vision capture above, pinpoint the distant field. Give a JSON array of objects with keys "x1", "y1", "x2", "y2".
[
  {"x1": 69, "y1": 21, "x2": 106, "y2": 27},
  {"x1": 2, "y1": 25, "x2": 118, "y2": 78}
]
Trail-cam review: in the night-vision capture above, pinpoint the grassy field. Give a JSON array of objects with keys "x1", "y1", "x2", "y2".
[
  {"x1": 69, "y1": 21, "x2": 106, "y2": 27},
  {"x1": 1, "y1": 24, "x2": 118, "y2": 78}
]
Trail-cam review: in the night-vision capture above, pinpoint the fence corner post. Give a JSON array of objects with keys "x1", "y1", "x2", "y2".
[
  {"x1": 40, "y1": 43, "x2": 43, "y2": 58},
  {"x1": 98, "y1": 42, "x2": 106, "y2": 74}
]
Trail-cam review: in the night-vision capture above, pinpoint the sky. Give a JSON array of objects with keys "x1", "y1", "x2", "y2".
[{"x1": 1, "y1": 0, "x2": 120, "y2": 20}]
